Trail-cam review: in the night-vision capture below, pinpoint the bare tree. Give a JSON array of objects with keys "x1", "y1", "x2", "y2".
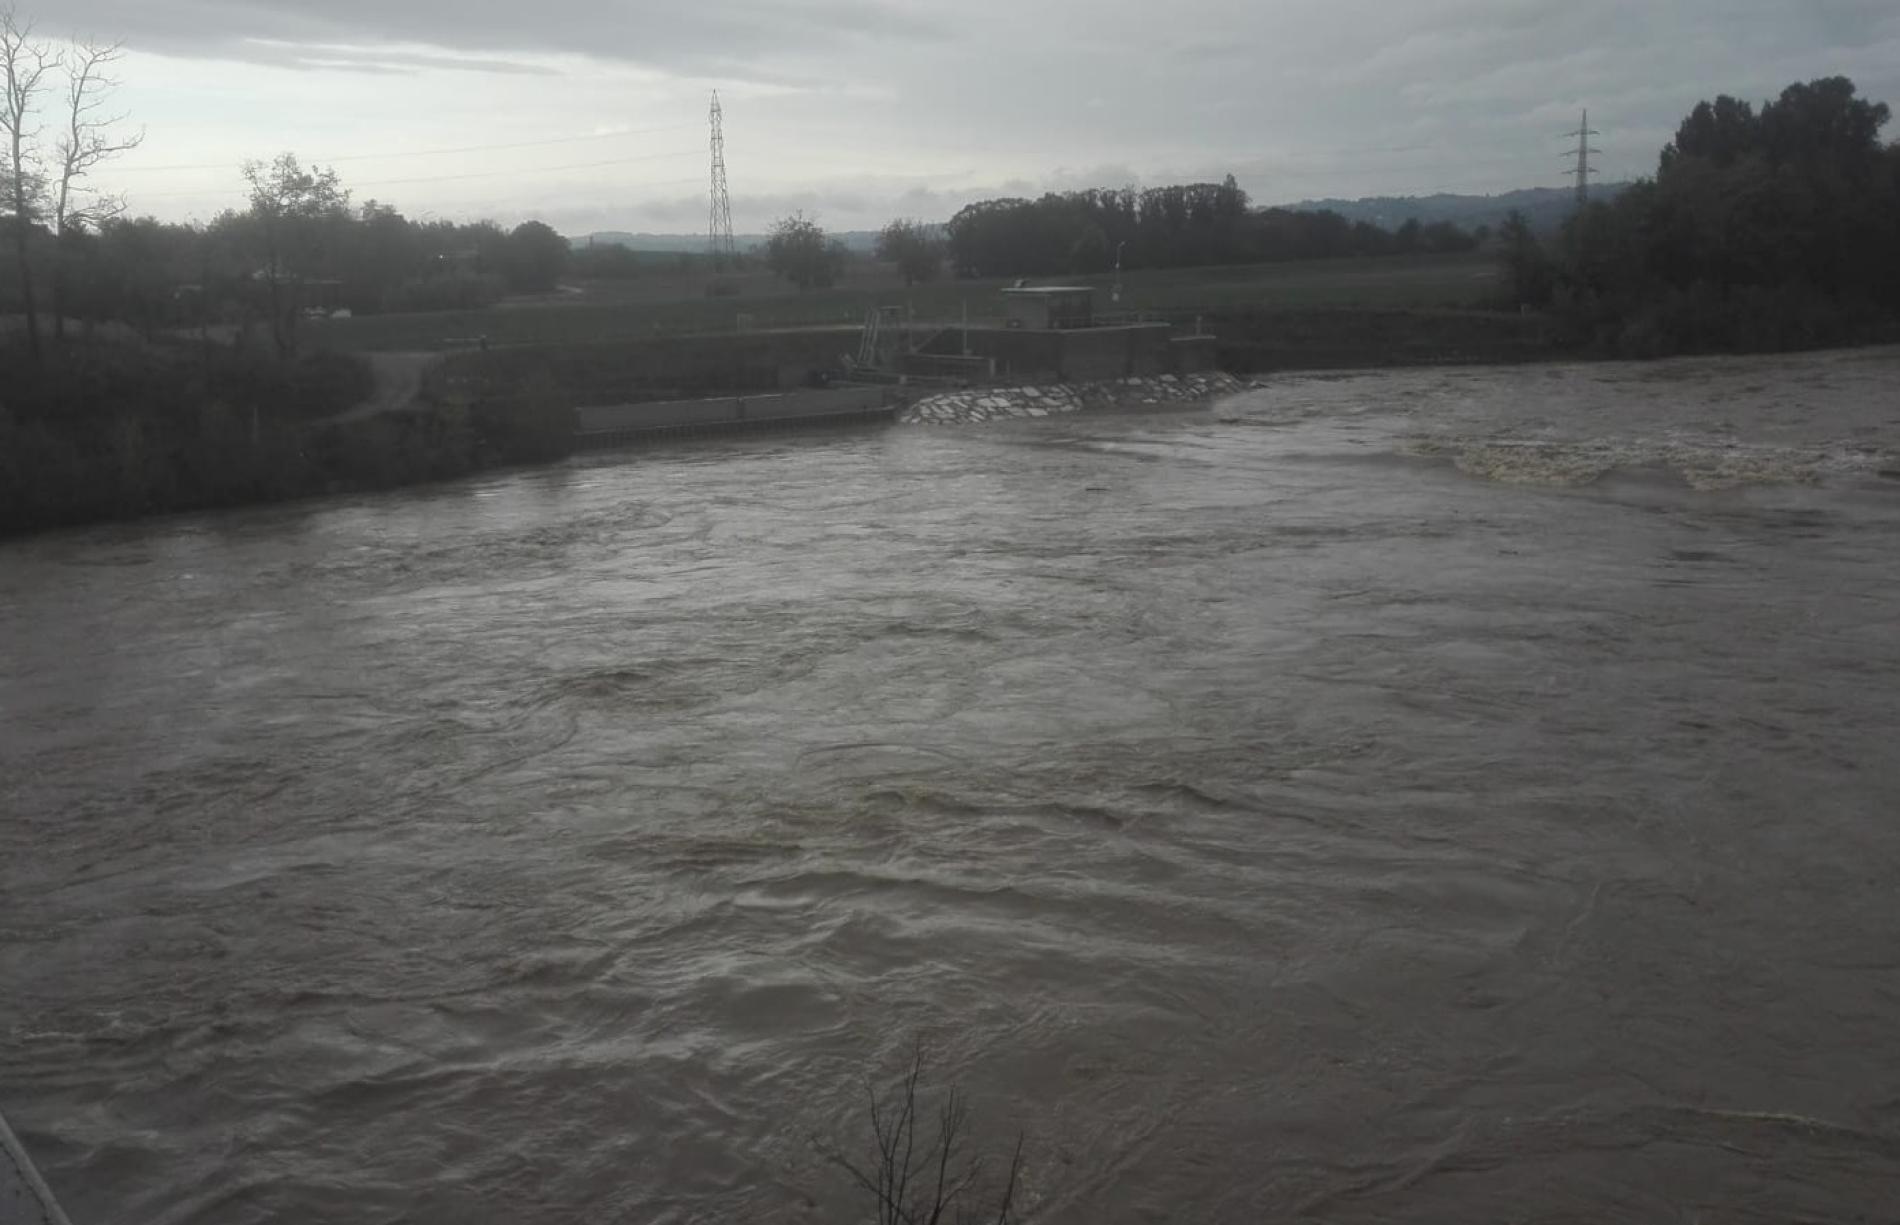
[
  {"x1": 1, "y1": 2, "x2": 53, "y2": 361},
  {"x1": 50, "y1": 36, "x2": 141, "y2": 339},
  {"x1": 823, "y1": 1041, "x2": 1026, "y2": 1225}
]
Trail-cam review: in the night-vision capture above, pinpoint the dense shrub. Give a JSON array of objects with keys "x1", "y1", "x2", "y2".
[
  {"x1": 0, "y1": 341, "x2": 569, "y2": 536},
  {"x1": 944, "y1": 178, "x2": 1482, "y2": 278},
  {"x1": 384, "y1": 271, "x2": 508, "y2": 313},
  {"x1": 1504, "y1": 76, "x2": 1900, "y2": 357}
]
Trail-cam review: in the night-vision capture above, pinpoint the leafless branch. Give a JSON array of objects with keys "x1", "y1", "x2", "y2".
[
  {"x1": 2, "y1": 4, "x2": 56, "y2": 191},
  {"x1": 989, "y1": 1134, "x2": 1024, "y2": 1225},
  {"x1": 3, "y1": 1, "x2": 55, "y2": 357},
  {"x1": 893, "y1": 1044, "x2": 921, "y2": 1220},
  {"x1": 820, "y1": 1039, "x2": 1029, "y2": 1225},
  {"x1": 54, "y1": 36, "x2": 142, "y2": 234}
]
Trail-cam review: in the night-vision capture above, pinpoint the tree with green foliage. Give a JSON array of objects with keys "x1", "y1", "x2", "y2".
[
  {"x1": 503, "y1": 219, "x2": 568, "y2": 292},
  {"x1": 942, "y1": 176, "x2": 1476, "y2": 278},
  {"x1": 569, "y1": 241, "x2": 642, "y2": 280},
  {"x1": 1543, "y1": 75, "x2": 1900, "y2": 355},
  {"x1": 765, "y1": 211, "x2": 840, "y2": 289},
  {"x1": 875, "y1": 217, "x2": 943, "y2": 286},
  {"x1": 241, "y1": 152, "x2": 349, "y2": 356},
  {"x1": 1497, "y1": 210, "x2": 1553, "y2": 308}
]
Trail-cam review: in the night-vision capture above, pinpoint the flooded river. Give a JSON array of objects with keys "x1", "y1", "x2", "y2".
[{"x1": 4, "y1": 348, "x2": 1900, "y2": 1224}]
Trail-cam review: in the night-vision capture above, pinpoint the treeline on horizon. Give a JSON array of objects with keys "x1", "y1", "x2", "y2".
[
  {"x1": 1506, "y1": 76, "x2": 1900, "y2": 355},
  {"x1": 942, "y1": 177, "x2": 1485, "y2": 278},
  {"x1": 3, "y1": 162, "x2": 577, "y2": 339}
]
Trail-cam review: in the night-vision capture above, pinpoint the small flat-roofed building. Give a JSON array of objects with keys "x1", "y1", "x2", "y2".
[
  {"x1": 900, "y1": 281, "x2": 1212, "y2": 382},
  {"x1": 1001, "y1": 286, "x2": 1095, "y2": 330}
]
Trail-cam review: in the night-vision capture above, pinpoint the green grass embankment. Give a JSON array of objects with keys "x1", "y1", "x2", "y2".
[
  {"x1": 310, "y1": 252, "x2": 1502, "y2": 353},
  {"x1": 376, "y1": 252, "x2": 1526, "y2": 408},
  {"x1": 1207, "y1": 307, "x2": 1558, "y2": 372}
]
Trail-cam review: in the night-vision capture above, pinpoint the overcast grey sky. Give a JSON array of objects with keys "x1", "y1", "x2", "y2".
[{"x1": 48, "y1": 0, "x2": 1900, "y2": 234}]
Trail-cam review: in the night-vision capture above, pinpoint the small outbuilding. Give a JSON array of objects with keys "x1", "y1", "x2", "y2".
[{"x1": 1001, "y1": 286, "x2": 1095, "y2": 330}]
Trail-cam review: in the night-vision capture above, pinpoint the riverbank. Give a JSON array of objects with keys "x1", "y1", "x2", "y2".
[
  {"x1": 0, "y1": 340, "x2": 573, "y2": 537},
  {"x1": 6, "y1": 308, "x2": 1519, "y2": 537},
  {"x1": 423, "y1": 308, "x2": 1557, "y2": 411},
  {"x1": 1206, "y1": 305, "x2": 1558, "y2": 372},
  {"x1": 305, "y1": 251, "x2": 1501, "y2": 352},
  {"x1": 8, "y1": 319, "x2": 1894, "y2": 539}
]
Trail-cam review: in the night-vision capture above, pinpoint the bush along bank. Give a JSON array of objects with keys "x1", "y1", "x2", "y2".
[
  {"x1": 0, "y1": 343, "x2": 576, "y2": 537},
  {"x1": 1503, "y1": 77, "x2": 1900, "y2": 358},
  {"x1": 900, "y1": 372, "x2": 1245, "y2": 426}
]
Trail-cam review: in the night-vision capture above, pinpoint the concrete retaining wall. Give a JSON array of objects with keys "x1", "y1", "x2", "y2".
[
  {"x1": 1056, "y1": 326, "x2": 1168, "y2": 380},
  {"x1": 432, "y1": 329, "x2": 859, "y2": 408},
  {"x1": 576, "y1": 385, "x2": 893, "y2": 446},
  {"x1": 911, "y1": 324, "x2": 1177, "y2": 382}
]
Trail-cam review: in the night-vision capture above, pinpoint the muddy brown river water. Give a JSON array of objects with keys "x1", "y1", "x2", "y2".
[{"x1": 4, "y1": 348, "x2": 1900, "y2": 1224}]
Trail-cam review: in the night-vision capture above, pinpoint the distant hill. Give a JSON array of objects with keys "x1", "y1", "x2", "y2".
[
  {"x1": 572, "y1": 229, "x2": 883, "y2": 254},
  {"x1": 1280, "y1": 185, "x2": 1633, "y2": 234}
]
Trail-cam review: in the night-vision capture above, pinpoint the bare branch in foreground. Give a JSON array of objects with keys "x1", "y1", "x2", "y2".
[{"x1": 819, "y1": 1039, "x2": 1028, "y2": 1225}]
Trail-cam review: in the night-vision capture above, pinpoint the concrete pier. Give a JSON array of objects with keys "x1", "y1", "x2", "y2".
[{"x1": 1, "y1": 1109, "x2": 71, "y2": 1225}]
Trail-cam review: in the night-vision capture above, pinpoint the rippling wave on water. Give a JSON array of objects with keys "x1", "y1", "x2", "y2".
[{"x1": 4, "y1": 348, "x2": 1900, "y2": 1224}]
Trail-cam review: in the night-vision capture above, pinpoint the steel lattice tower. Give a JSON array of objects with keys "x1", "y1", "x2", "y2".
[
  {"x1": 708, "y1": 91, "x2": 735, "y2": 265},
  {"x1": 1565, "y1": 109, "x2": 1601, "y2": 205}
]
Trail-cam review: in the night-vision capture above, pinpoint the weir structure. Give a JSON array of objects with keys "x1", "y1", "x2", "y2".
[
  {"x1": 574, "y1": 385, "x2": 895, "y2": 448},
  {"x1": 547, "y1": 285, "x2": 1219, "y2": 451}
]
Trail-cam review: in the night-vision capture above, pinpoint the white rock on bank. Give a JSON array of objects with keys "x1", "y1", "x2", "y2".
[{"x1": 899, "y1": 372, "x2": 1242, "y2": 427}]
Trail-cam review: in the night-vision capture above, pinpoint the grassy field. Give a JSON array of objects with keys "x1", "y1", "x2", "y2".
[{"x1": 308, "y1": 251, "x2": 1502, "y2": 353}]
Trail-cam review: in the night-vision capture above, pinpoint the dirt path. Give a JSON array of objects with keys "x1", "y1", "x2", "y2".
[{"x1": 334, "y1": 351, "x2": 437, "y2": 421}]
